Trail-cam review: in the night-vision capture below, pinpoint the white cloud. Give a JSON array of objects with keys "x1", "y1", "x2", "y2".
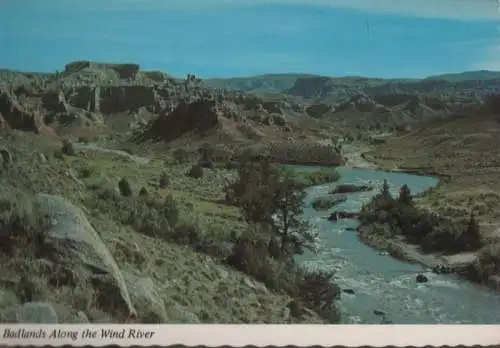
[{"x1": 102, "y1": 0, "x2": 500, "y2": 21}]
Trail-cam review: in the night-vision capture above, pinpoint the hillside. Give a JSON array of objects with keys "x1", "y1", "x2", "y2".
[
  {"x1": 203, "y1": 70, "x2": 500, "y2": 99},
  {"x1": 362, "y1": 95, "x2": 500, "y2": 289},
  {"x1": 203, "y1": 74, "x2": 318, "y2": 93},
  {"x1": 0, "y1": 61, "x2": 350, "y2": 324},
  {"x1": 425, "y1": 70, "x2": 500, "y2": 83}
]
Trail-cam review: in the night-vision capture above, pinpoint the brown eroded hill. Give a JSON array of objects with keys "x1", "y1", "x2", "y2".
[
  {"x1": 0, "y1": 62, "x2": 325, "y2": 148},
  {"x1": 365, "y1": 95, "x2": 500, "y2": 239}
]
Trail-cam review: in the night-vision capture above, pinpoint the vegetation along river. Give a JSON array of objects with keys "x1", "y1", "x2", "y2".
[{"x1": 293, "y1": 166, "x2": 500, "y2": 324}]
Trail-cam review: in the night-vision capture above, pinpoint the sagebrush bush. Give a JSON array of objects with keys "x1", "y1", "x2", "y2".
[
  {"x1": 296, "y1": 269, "x2": 341, "y2": 322},
  {"x1": 61, "y1": 139, "x2": 75, "y2": 156},
  {"x1": 226, "y1": 235, "x2": 280, "y2": 290},
  {"x1": 162, "y1": 194, "x2": 179, "y2": 228},
  {"x1": 159, "y1": 172, "x2": 170, "y2": 188},
  {"x1": 225, "y1": 233, "x2": 341, "y2": 322},
  {"x1": 0, "y1": 192, "x2": 50, "y2": 255},
  {"x1": 187, "y1": 164, "x2": 203, "y2": 179},
  {"x1": 138, "y1": 187, "x2": 149, "y2": 197},
  {"x1": 118, "y1": 177, "x2": 133, "y2": 197}
]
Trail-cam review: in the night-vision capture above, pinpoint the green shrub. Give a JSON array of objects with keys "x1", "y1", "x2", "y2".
[
  {"x1": 118, "y1": 177, "x2": 133, "y2": 197},
  {"x1": 311, "y1": 196, "x2": 338, "y2": 210},
  {"x1": 226, "y1": 235, "x2": 280, "y2": 290},
  {"x1": 225, "y1": 232, "x2": 341, "y2": 323},
  {"x1": 187, "y1": 164, "x2": 203, "y2": 179},
  {"x1": 306, "y1": 168, "x2": 341, "y2": 186},
  {"x1": 0, "y1": 192, "x2": 50, "y2": 255},
  {"x1": 138, "y1": 187, "x2": 149, "y2": 197},
  {"x1": 360, "y1": 182, "x2": 483, "y2": 254},
  {"x1": 172, "y1": 148, "x2": 190, "y2": 164},
  {"x1": 296, "y1": 269, "x2": 341, "y2": 323},
  {"x1": 159, "y1": 172, "x2": 170, "y2": 188},
  {"x1": 61, "y1": 139, "x2": 75, "y2": 156},
  {"x1": 162, "y1": 195, "x2": 180, "y2": 227},
  {"x1": 170, "y1": 217, "x2": 206, "y2": 247},
  {"x1": 79, "y1": 166, "x2": 94, "y2": 178},
  {"x1": 331, "y1": 184, "x2": 372, "y2": 194}
]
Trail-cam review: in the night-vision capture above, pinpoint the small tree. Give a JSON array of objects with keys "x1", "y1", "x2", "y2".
[
  {"x1": 138, "y1": 187, "x2": 148, "y2": 197},
  {"x1": 61, "y1": 139, "x2": 75, "y2": 156},
  {"x1": 228, "y1": 156, "x2": 315, "y2": 257},
  {"x1": 398, "y1": 184, "x2": 413, "y2": 205},
  {"x1": 232, "y1": 156, "x2": 275, "y2": 225},
  {"x1": 118, "y1": 177, "x2": 133, "y2": 197},
  {"x1": 159, "y1": 172, "x2": 170, "y2": 188},
  {"x1": 381, "y1": 179, "x2": 392, "y2": 200},
  {"x1": 187, "y1": 164, "x2": 204, "y2": 179},
  {"x1": 198, "y1": 143, "x2": 215, "y2": 169},
  {"x1": 271, "y1": 168, "x2": 314, "y2": 255},
  {"x1": 163, "y1": 194, "x2": 180, "y2": 228},
  {"x1": 463, "y1": 212, "x2": 481, "y2": 250}
]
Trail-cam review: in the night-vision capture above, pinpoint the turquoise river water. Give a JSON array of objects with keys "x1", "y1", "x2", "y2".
[{"x1": 293, "y1": 166, "x2": 500, "y2": 324}]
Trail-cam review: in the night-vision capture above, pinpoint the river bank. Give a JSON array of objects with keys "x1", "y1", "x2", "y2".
[
  {"x1": 356, "y1": 224, "x2": 476, "y2": 274},
  {"x1": 338, "y1": 142, "x2": 495, "y2": 289}
]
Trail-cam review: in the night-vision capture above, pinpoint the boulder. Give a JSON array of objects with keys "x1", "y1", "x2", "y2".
[
  {"x1": 34, "y1": 193, "x2": 136, "y2": 319},
  {"x1": 123, "y1": 272, "x2": 168, "y2": 323},
  {"x1": 373, "y1": 309, "x2": 386, "y2": 316},
  {"x1": 416, "y1": 274, "x2": 428, "y2": 283},
  {"x1": 328, "y1": 211, "x2": 360, "y2": 221},
  {"x1": 0, "y1": 302, "x2": 58, "y2": 323}
]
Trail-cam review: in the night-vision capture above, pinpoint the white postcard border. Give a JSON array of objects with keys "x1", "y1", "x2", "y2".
[{"x1": 0, "y1": 325, "x2": 499, "y2": 347}]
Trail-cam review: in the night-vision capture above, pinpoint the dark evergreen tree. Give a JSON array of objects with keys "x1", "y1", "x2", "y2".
[
  {"x1": 381, "y1": 179, "x2": 392, "y2": 200},
  {"x1": 398, "y1": 184, "x2": 413, "y2": 205},
  {"x1": 464, "y1": 212, "x2": 481, "y2": 250}
]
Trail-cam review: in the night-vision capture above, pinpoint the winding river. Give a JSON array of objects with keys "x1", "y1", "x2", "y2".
[{"x1": 294, "y1": 165, "x2": 500, "y2": 324}]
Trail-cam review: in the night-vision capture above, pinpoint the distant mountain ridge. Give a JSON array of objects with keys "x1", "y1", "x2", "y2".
[
  {"x1": 204, "y1": 70, "x2": 500, "y2": 102},
  {"x1": 203, "y1": 74, "x2": 317, "y2": 93}
]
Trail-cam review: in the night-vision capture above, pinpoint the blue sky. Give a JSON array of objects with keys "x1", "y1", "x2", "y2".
[{"x1": 1, "y1": 0, "x2": 500, "y2": 78}]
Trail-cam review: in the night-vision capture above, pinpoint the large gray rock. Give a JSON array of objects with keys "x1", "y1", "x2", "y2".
[
  {"x1": 0, "y1": 302, "x2": 58, "y2": 323},
  {"x1": 35, "y1": 193, "x2": 136, "y2": 319},
  {"x1": 123, "y1": 272, "x2": 168, "y2": 323}
]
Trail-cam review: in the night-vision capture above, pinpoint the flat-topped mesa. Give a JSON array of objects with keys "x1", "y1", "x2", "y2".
[{"x1": 64, "y1": 61, "x2": 141, "y2": 80}]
